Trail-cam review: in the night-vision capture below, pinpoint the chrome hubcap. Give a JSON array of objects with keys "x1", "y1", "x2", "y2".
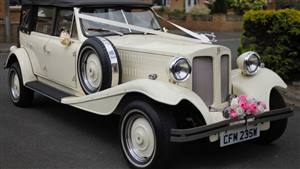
[
  {"x1": 85, "y1": 53, "x2": 102, "y2": 89},
  {"x1": 122, "y1": 110, "x2": 156, "y2": 167},
  {"x1": 80, "y1": 47, "x2": 102, "y2": 93},
  {"x1": 10, "y1": 71, "x2": 20, "y2": 100}
]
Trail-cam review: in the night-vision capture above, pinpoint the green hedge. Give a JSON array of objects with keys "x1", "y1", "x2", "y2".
[{"x1": 239, "y1": 9, "x2": 300, "y2": 80}]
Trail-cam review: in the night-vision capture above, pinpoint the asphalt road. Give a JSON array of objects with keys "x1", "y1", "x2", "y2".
[{"x1": 0, "y1": 35, "x2": 299, "y2": 169}]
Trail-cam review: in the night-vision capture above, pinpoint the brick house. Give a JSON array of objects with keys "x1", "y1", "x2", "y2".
[
  {"x1": 161, "y1": 0, "x2": 300, "y2": 12},
  {"x1": 0, "y1": 0, "x2": 5, "y2": 20},
  {"x1": 0, "y1": 0, "x2": 21, "y2": 43},
  {"x1": 265, "y1": 0, "x2": 300, "y2": 9},
  {"x1": 162, "y1": 0, "x2": 207, "y2": 13}
]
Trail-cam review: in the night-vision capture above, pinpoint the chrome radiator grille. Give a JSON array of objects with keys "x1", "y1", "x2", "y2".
[
  {"x1": 192, "y1": 57, "x2": 214, "y2": 105},
  {"x1": 192, "y1": 55, "x2": 230, "y2": 106}
]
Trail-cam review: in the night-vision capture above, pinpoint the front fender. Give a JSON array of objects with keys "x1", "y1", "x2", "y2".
[
  {"x1": 4, "y1": 47, "x2": 36, "y2": 84},
  {"x1": 232, "y1": 68, "x2": 287, "y2": 111},
  {"x1": 62, "y1": 79, "x2": 213, "y2": 124}
]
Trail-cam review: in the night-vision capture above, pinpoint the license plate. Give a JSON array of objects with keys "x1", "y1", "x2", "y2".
[{"x1": 220, "y1": 125, "x2": 260, "y2": 147}]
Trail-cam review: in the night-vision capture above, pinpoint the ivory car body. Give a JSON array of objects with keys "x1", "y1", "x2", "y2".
[{"x1": 5, "y1": 0, "x2": 293, "y2": 169}]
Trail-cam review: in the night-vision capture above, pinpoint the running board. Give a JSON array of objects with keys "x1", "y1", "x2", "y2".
[{"x1": 25, "y1": 81, "x2": 74, "y2": 103}]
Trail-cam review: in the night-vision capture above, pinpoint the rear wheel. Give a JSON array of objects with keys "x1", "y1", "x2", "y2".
[
  {"x1": 256, "y1": 89, "x2": 288, "y2": 144},
  {"x1": 8, "y1": 62, "x2": 34, "y2": 107},
  {"x1": 120, "y1": 100, "x2": 176, "y2": 169}
]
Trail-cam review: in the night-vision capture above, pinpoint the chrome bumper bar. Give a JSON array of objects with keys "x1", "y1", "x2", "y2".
[{"x1": 170, "y1": 107, "x2": 294, "y2": 143}]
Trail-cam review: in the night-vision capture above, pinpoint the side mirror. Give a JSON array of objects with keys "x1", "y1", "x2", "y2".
[{"x1": 59, "y1": 31, "x2": 72, "y2": 46}]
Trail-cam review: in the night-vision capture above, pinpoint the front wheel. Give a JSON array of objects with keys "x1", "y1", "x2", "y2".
[{"x1": 120, "y1": 100, "x2": 176, "y2": 169}]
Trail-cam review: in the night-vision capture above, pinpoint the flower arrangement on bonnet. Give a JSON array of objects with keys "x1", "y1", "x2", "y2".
[{"x1": 223, "y1": 95, "x2": 267, "y2": 120}]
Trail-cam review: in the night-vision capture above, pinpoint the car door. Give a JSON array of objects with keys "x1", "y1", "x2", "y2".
[
  {"x1": 45, "y1": 8, "x2": 81, "y2": 88},
  {"x1": 23, "y1": 6, "x2": 56, "y2": 78}
]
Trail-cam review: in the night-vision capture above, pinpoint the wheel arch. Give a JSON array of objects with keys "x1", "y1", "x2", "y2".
[
  {"x1": 4, "y1": 48, "x2": 36, "y2": 85},
  {"x1": 115, "y1": 92, "x2": 207, "y2": 129},
  {"x1": 269, "y1": 87, "x2": 287, "y2": 109},
  {"x1": 232, "y1": 68, "x2": 287, "y2": 111},
  {"x1": 4, "y1": 53, "x2": 18, "y2": 69}
]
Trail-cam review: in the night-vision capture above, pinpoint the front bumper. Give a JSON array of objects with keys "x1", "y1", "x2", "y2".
[{"x1": 170, "y1": 107, "x2": 294, "y2": 143}]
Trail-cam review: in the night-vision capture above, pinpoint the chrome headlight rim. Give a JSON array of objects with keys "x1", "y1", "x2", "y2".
[
  {"x1": 242, "y1": 51, "x2": 261, "y2": 76},
  {"x1": 169, "y1": 56, "x2": 192, "y2": 82}
]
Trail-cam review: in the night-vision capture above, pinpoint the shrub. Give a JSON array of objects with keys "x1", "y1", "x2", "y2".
[
  {"x1": 156, "y1": 6, "x2": 169, "y2": 15},
  {"x1": 226, "y1": 0, "x2": 235, "y2": 7},
  {"x1": 190, "y1": 4, "x2": 211, "y2": 17},
  {"x1": 168, "y1": 9, "x2": 186, "y2": 20},
  {"x1": 211, "y1": 0, "x2": 228, "y2": 14},
  {"x1": 231, "y1": 0, "x2": 267, "y2": 15},
  {"x1": 239, "y1": 9, "x2": 300, "y2": 80}
]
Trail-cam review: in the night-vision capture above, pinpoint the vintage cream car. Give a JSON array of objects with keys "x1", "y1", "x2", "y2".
[{"x1": 5, "y1": 0, "x2": 293, "y2": 168}]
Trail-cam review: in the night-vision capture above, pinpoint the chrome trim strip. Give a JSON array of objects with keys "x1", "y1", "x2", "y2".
[{"x1": 97, "y1": 37, "x2": 120, "y2": 87}]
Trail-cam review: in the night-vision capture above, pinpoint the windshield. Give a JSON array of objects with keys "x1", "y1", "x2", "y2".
[{"x1": 80, "y1": 7, "x2": 161, "y2": 36}]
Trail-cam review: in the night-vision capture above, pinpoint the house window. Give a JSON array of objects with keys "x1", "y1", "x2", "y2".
[{"x1": 164, "y1": 0, "x2": 171, "y2": 7}]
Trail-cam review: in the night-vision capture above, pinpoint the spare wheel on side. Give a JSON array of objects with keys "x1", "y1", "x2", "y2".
[{"x1": 78, "y1": 37, "x2": 122, "y2": 94}]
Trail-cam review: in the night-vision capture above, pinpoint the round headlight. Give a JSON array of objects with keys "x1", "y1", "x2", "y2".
[
  {"x1": 169, "y1": 57, "x2": 192, "y2": 82},
  {"x1": 237, "y1": 51, "x2": 261, "y2": 76}
]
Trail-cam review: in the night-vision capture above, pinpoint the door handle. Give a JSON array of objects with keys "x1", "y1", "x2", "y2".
[{"x1": 43, "y1": 45, "x2": 51, "y2": 55}]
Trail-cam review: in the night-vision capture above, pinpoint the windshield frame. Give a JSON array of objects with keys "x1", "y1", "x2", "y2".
[{"x1": 79, "y1": 6, "x2": 162, "y2": 37}]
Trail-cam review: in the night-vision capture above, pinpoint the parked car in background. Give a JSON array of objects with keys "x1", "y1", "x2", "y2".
[{"x1": 4, "y1": 0, "x2": 294, "y2": 168}]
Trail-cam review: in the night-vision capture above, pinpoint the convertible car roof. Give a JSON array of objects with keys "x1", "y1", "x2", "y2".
[{"x1": 21, "y1": 0, "x2": 153, "y2": 7}]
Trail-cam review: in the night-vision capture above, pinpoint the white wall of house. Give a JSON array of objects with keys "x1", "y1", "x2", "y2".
[
  {"x1": 163, "y1": 0, "x2": 171, "y2": 7},
  {"x1": 185, "y1": 0, "x2": 197, "y2": 13}
]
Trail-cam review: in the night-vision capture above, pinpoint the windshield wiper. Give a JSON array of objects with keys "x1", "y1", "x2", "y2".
[{"x1": 88, "y1": 28, "x2": 124, "y2": 36}]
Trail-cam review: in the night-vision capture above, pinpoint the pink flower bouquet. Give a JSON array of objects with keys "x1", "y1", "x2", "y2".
[{"x1": 223, "y1": 95, "x2": 267, "y2": 120}]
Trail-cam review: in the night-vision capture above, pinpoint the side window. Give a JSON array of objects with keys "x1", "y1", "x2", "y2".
[
  {"x1": 55, "y1": 9, "x2": 78, "y2": 39},
  {"x1": 20, "y1": 6, "x2": 32, "y2": 33},
  {"x1": 35, "y1": 7, "x2": 55, "y2": 34}
]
